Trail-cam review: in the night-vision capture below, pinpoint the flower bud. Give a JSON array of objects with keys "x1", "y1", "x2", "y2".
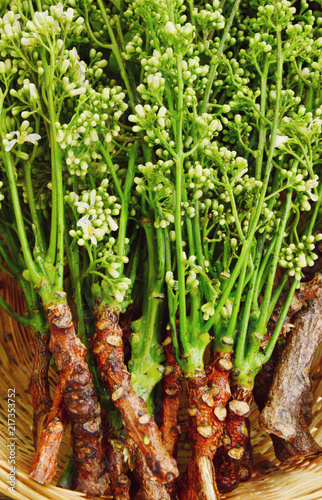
[
  {"x1": 29, "y1": 83, "x2": 39, "y2": 101},
  {"x1": 164, "y1": 21, "x2": 177, "y2": 36}
]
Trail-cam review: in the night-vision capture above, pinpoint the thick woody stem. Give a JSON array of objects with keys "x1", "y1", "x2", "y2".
[
  {"x1": 93, "y1": 302, "x2": 178, "y2": 484},
  {"x1": 254, "y1": 348, "x2": 319, "y2": 462},
  {"x1": 178, "y1": 372, "x2": 220, "y2": 500},
  {"x1": 29, "y1": 382, "x2": 68, "y2": 485},
  {"x1": 135, "y1": 449, "x2": 171, "y2": 500},
  {"x1": 45, "y1": 296, "x2": 109, "y2": 497},
  {"x1": 158, "y1": 335, "x2": 183, "y2": 497},
  {"x1": 270, "y1": 413, "x2": 321, "y2": 462},
  {"x1": 106, "y1": 447, "x2": 131, "y2": 500},
  {"x1": 28, "y1": 333, "x2": 52, "y2": 447},
  {"x1": 207, "y1": 351, "x2": 251, "y2": 493},
  {"x1": 207, "y1": 352, "x2": 232, "y2": 443},
  {"x1": 259, "y1": 275, "x2": 322, "y2": 459},
  {"x1": 262, "y1": 277, "x2": 322, "y2": 349},
  {"x1": 214, "y1": 387, "x2": 253, "y2": 493},
  {"x1": 160, "y1": 336, "x2": 183, "y2": 458}
]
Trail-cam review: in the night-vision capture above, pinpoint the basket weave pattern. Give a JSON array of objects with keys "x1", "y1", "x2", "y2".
[{"x1": 0, "y1": 274, "x2": 322, "y2": 500}]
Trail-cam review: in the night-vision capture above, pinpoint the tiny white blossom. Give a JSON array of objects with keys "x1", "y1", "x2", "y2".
[
  {"x1": 77, "y1": 214, "x2": 99, "y2": 245},
  {"x1": 135, "y1": 104, "x2": 145, "y2": 118},
  {"x1": 164, "y1": 21, "x2": 177, "y2": 35},
  {"x1": 5, "y1": 131, "x2": 41, "y2": 151},
  {"x1": 306, "y1": 179, "x2": 318, "y2": 189},
  {"x1": 274, "y1": 135, "x2": 289, "y2": 148},
  {"x1": 29, "y1": 83, "x2": 39, "y2": 100},
  {"x1": 21, "y1": 37, "x2": 32, "y2": 45},
  {"x1": 70, "y1": 86, "x2": 86, "y2": 96},
  {"x1": 75, "y1": 190, "x2": 96, "y2": 212}
]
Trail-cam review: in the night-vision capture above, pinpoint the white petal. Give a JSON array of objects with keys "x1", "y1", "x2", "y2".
[
  {"x1": 7, "y1": 131, "x2": 19, "y2": 139},
  {"x1": 75, "y1": 201, "x2": 90, "y2": 209},
  {"x1": 275, "y1": 135, "x2": 289, "y2": 148},
  {"x1": 236, "y1": 168, "x2": 248, "y2": 180},
  {"x1": 90, "y1": 234, "x2": 97, "y2": 245},
  {"x1": 5, "y1": 139, "x2": 17, "y2": 151},
  {"x1": 309, "y1": 192, "x2": 318, "y2": 202},
  {"x1": 77, "y1": 214, "x2": 90, "y2": 227},
  {"x1": 90, "y1": 190, "x2": 96, "y2": 207},
  {"x1": 25, "y1": 133, "x2": 41, "y2": 144},
  {"x1": 107, "y1": 216, "x2": 118, "y2": 232},
  {"x1": 82, "y1": 225, "x2": 89, "y2": 238}
]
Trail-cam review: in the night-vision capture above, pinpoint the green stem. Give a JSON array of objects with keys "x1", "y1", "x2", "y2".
[
  {"x1": 252, "y1": 235, "x2": 277, "y2": 309},
  {"x1": 97, "y1": 0, "x2": 136, "y2": 110},
  {"x1": 257, "y1": 190, "x2": 293, "y2": 333},
  {"x1": 266, "y1": 270, "x2": 289, "y2": 320},
  {"x1": 202, "y1": 238, "x2": 251, "y2": 333},
  {"x1": 165, "y1": 229, "x2": 181, "y2": 363},
  {"x1": 0, "y1": 293, "x2": 31, "y2": 328},
  {"x1": 174, "y1": 53, "x2": 188, "y2": 351},
  {"x1": 234, "y1": 237, "x2": 264, "y2": 366},
  {"x1": 42, "y1": 62, "x2": 58, "y2": 268},
  {"x1": 255, "y1": 58, "x2": 269, "y2": 180},
  {"x1": 98, "y1": 143, "x2": 125, "y2": 203},
  {"x1": 57, "y1": 450, "x2": 73, "y2": 489},
  {"x1": 117, "y1": 142, "x2": 138, "y2": 265},
  {"x1": 307, "y1": 182, "x2": 322, "y2": 235},
  {"x1": 259, "y1": 278, "x2": 298, "y2": 365},
  {"x1": 224, "y1": 254, "x2": 248, "y2": 340},
  {"x1": 0, "y1": 240, "x2": 20, "y2": 275},
  {"x1": 200, "y1": 0, "x2": 241, "y2": 114},
  {"x1": 193, "y1": 202, "x2": 204, "y2": 268},
  {"x1": 24, "y1": 161, "x2": 47, "y2": 255},
  {"x1": 206, "y1": 15, "x2": 284, "y2": 335},
  {"x1": 139, "y1": 223, "x2": 165, "y2": 359},
  {"x1": 2, "y1": 152, "x2": 40, "y2": 282},
  {"x1": 224, "y1": 172, "x2": 245, "y2": 242},
  {"x1": 46, "y1": 81, "x2": 64, "y2": 289},
  {"x1": 130, "y1": 223, "x2": 165, "y2": 402}
]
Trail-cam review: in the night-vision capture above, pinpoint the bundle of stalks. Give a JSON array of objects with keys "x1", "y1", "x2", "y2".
[{"x1": 1, "y1": 269, "x2": 322, "y2": 500}]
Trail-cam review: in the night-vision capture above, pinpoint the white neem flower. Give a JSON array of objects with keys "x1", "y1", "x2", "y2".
[
  {"x1": 274, "y1": 135, "x2": 289, "y2": 148},
  {"x1": 77, "y1": 214, "x2": 99, "y2": 245},
  {"x1": 75, "y1": 190, "x2": 96, "y2": 213},
  {"x1": 5, "y1": 131, "x2": 41, "y2": 151}
]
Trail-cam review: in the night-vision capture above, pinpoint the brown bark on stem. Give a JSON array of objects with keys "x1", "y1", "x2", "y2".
[
  {"x1": 106, "y1": 447, "x2": 131, "y2": 500},
  {"x1": 214, "y1": 387, "x2": 253, "y2": 493},
  {"x1": 29, "y1": 382, "x2": 68, "y2": 484},
  {"x1": 207, "y1": 352, "x2": 233, "y2": 443},
  {"x1": 45, "y1": 296, "x2": 109, "y2": 497},
  {"x1": 178, "y1": 371, "x2": 220, "y2": 500},
  {"x1": 28, "y1": 333, "x2": 52, "y2": 447},
  {"x1": 207, "y1": 351, "x2": 251, "y2": 493},
  {"x1": 254, "y1": 348, "x2": 318, "y2": 462},
  {"x1": 159, "y1": 336, "x2": 183, "y2": 458},
  {"x1": 133, "y1": 335, "x2": 182, "y2": 499},
  {"x1": 157, "y1": 335, "x2": 183, "y2": 497},
  {"x1": 262, "y1": 277, "x2": 321, "y2": 349},
  {"x1": 259, "y1": 275, "x2": 322, "y2": 460},
  {"x1": 134, "y1": 449, "x2": 171, "y2": 500},
  {"x1": 93, "y1": 302, "x2": 178, "y2": 484}
]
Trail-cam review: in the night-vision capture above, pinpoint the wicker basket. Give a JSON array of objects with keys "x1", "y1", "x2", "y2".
[{"x1": 0, "y1": 273, "x2": 322, "y2": 500}]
